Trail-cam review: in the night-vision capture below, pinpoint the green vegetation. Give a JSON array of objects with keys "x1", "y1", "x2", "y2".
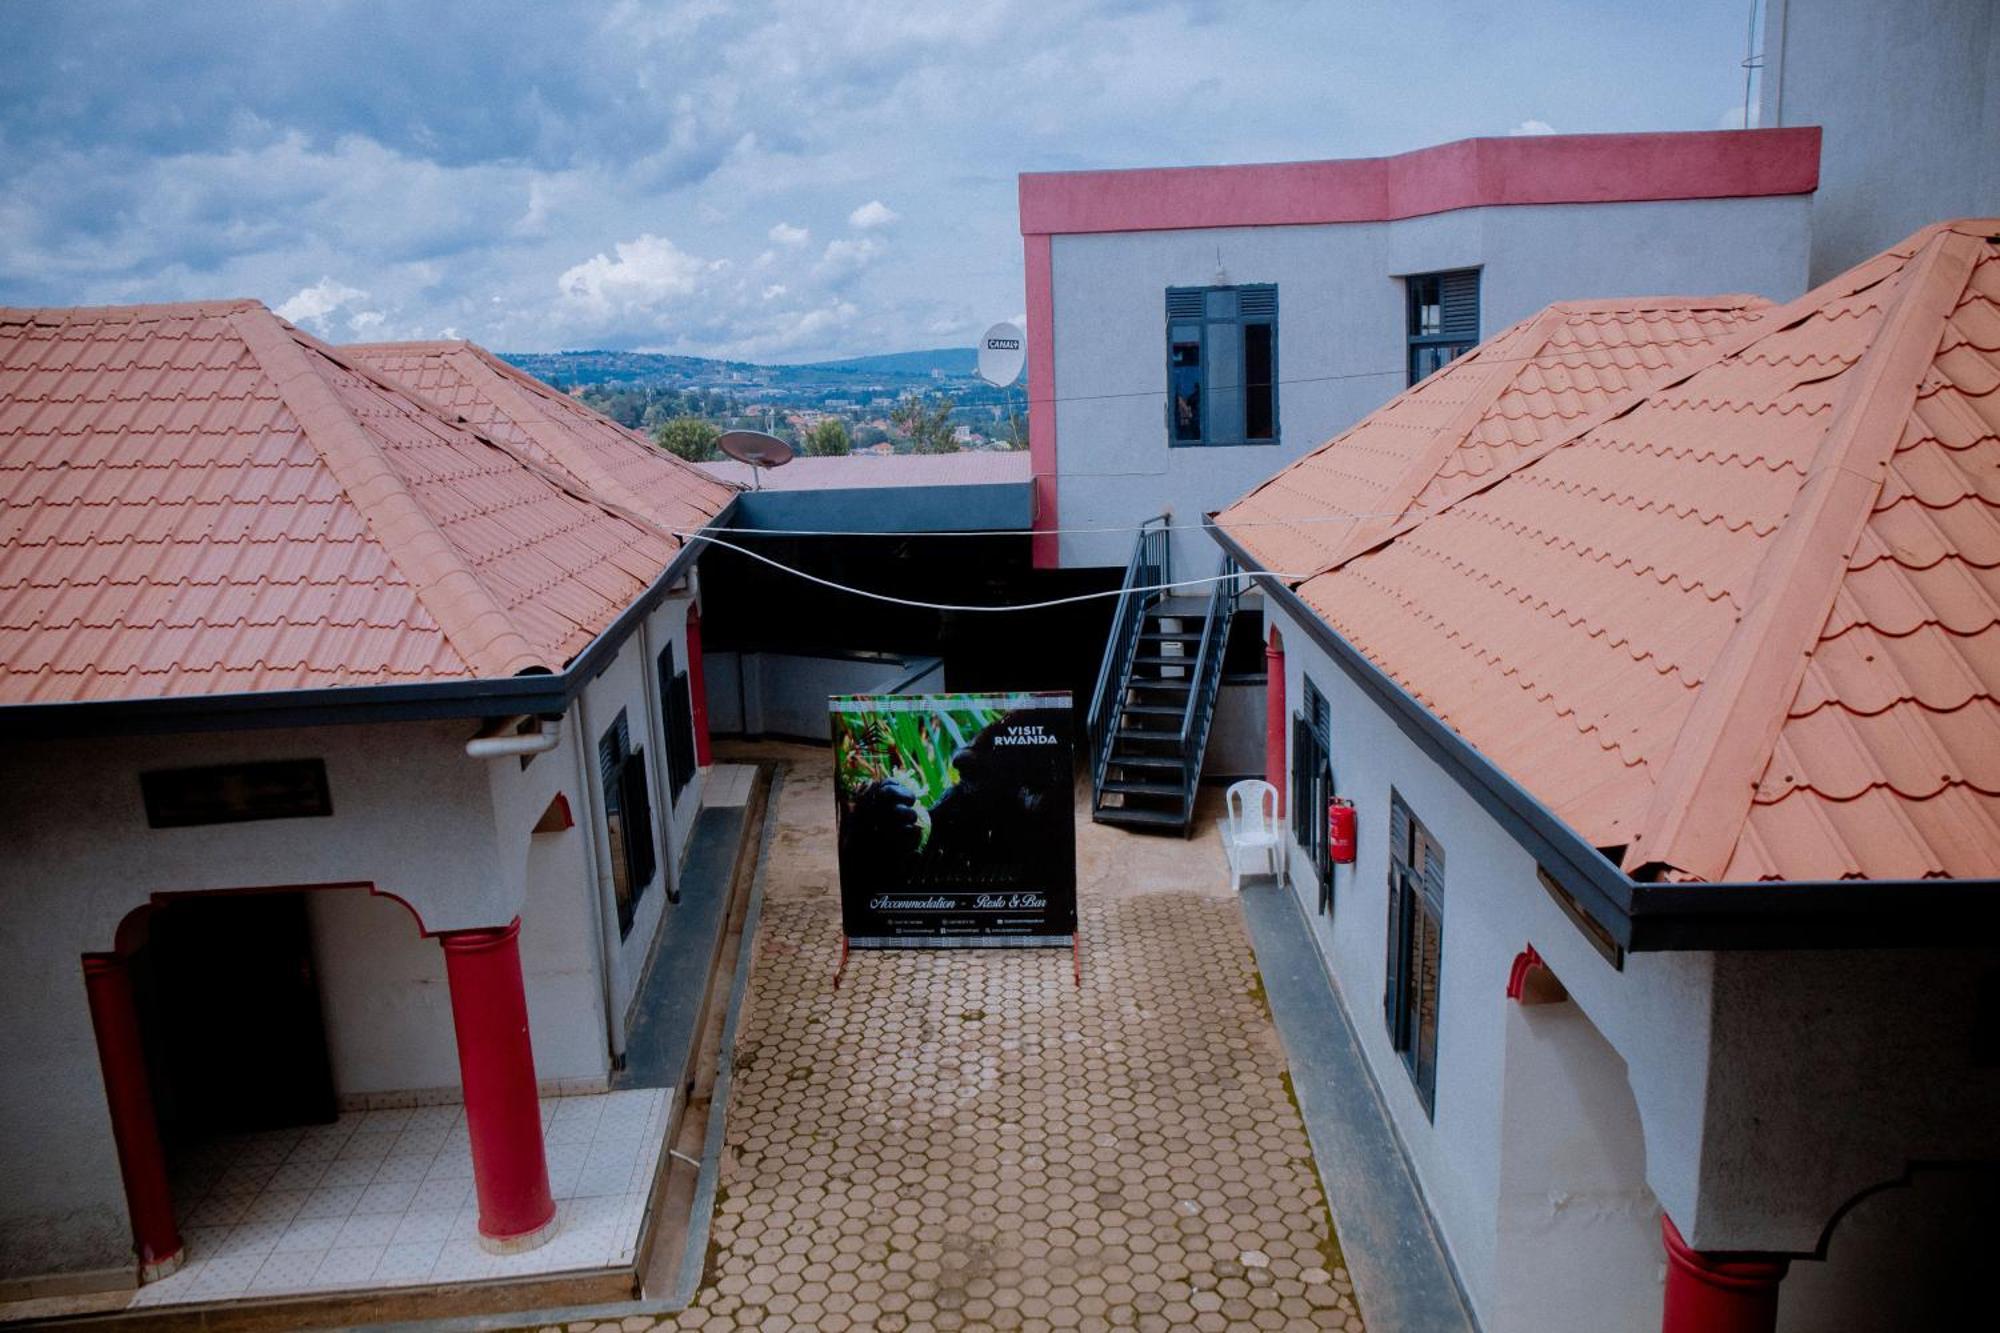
[
  {"x1": 891, "y1": 389, "x2": 960, "y2": 454},
  {"x1": 832, "y1": 697, "x2": 1011, "y2": 814},
  {"x1": 655, "y1": 415, "x2": 721, "y2": 462},
  {"x1": 805, "y1": 417, "x2": 853, "y2": 456}
]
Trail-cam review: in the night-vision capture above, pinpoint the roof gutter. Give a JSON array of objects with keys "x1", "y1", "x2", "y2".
[
  {"x1": 1207, "y1": 520, "x2": 2000, "y2": 953},
  {"x1": 0, "y1": 498, "x2": 739, "y2": 742}
]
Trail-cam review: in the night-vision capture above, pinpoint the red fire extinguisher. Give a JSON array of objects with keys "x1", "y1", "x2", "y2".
[{"x1": 1328, "y1": 798, "x2": 1357, "y2": 865}]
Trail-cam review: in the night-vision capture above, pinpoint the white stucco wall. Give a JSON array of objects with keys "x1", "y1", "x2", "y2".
[
  {"x1": 1047, "y1": 195, "x2": 1812, "y2": 571},
  {"x1": 1762, "y1": 0, "x2": 2000, "y2": 282},
  {"x1": 571, "y1": 592, "x2": 709, "y2": 1031},
  {"x1": 706, "y1": 650, "x2": 946, "y2": 741},
  {"x1": 1265, "y1": 601, "x2": 1716, "y2": 1328},
  {"x1": 0, "y1": 590, "x2": 716, "y2": 1282},
  {"x1": 1265, "y1": 600, "x2": 2000, "y2": 1326}
]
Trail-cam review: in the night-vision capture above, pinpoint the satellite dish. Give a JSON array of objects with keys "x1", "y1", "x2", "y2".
[
  {"x1": 976, "y1": 321, "x2": 1025, "y2": 387},
  {"x1": 717, "y1": 429, "x2": 795, "y2": 489}
]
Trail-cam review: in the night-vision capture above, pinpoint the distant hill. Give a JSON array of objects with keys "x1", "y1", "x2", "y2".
[
  {"x1": 794, "y1": 348, "x2": 979, "y2": 377},
  {"x1": 499, "y1": 346, "x2": 986, "y2": 393}
]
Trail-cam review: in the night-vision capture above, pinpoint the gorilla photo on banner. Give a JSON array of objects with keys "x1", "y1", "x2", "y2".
[{"x1": 831, "y1": 692, "x2": 1076, "y2": 947}]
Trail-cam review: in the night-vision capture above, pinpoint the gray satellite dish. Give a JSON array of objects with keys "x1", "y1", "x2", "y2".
[
  {"x1": 976, "y1": 321, "x2": 1025, "y2": 387},
  {"x1": 718, "y1": 429, "x2": 795, "y2": 489}
]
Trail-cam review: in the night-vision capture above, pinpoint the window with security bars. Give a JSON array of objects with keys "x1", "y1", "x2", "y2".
[
  {"x1": 598, "y1": 709, "x2": 657, "y2": 937},
  {"x1": 659, "y1": 641, "x2": 698, "y2": 807},
  {"x1": 1384, "y1": 789, "x2": 1444, "y2": 1117},
  {"x1": 1406, "y1": 268, "x2": 1480, "y2": 385},
  {"x1": 1166, "y1": 284, "x2": 1278, "y2": 446},
  {"x1": 1290, "y1": 677, "x2": 1335, "y2": 913}
]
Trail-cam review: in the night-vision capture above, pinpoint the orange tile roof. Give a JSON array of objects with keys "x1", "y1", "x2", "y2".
[
  {"x1": 1221, "y1": 221, "x2": 2000, "y2": 884},
  {"x1": 343, "y1": 340, "x2": 737, "y2": 535},
  {"x1": 1222, "y1": 294, "x2": 1772, "y2": 578},
  {"x1": 0, "y1": 302, "x2": 702, "y2": 705}
]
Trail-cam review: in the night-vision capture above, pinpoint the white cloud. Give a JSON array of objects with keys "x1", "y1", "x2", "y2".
[
  {"x1": 768, "y1": 221, "x2": 809, "y2": 246},
  {"x1": 762, "y1": 284, "x2": 788, "y2": 300},
  {"x1": 848, "y1": 199, "x2": 899, "y2": 229},
  {"x1": 1510, "y1": 119, "x2": 1557, "y2": 136},
  {"x1": 556, "y1": 233, "x2": 705, "y2": 316},
  {"x1": 348, "y1": 309, "x2": 386, "y2": 333},
  {"x1": 276, "y1": 276, "x2": 368, "y2": 327},
  {"x1": 814, "y1": 236, "x2": 883, "y2": 284}
]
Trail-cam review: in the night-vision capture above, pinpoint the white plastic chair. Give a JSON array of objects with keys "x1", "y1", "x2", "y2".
[{"x1": 1223, "y1": 779, "x2": 1282, "y2": 891}]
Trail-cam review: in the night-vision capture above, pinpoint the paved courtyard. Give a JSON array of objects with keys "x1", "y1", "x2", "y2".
[{"x1": 635, "y1": 744, "x2": 1365, "y2": 1332}]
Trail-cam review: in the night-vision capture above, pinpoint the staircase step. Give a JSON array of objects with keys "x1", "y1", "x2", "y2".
[
  {"x1": 1092, "y1": 804, "x2": 1190, "y2": 831},
  {"x1": 1148, "y1": 596, "x2": 1211, "y2": 618},
  {"x1": 1107, "y1": 753, "x2": 1182, "y2": 770},
  {"x1": 1115, "y1": 728, "x2": 1183, "y2": 745},
  {"x1": 1140, "y1": 630, "x2": 1205, "y2": 642},
  {"x1": 1134, "y1": 655, "x2": 1196, "y2": 667},
  {"x1": 1125, "y1": 679, "x2": 1192, "y2": 692},
  {"x1": 1101, "y1": 779, "x2": 1184, "y2": 798},
  {"x1": 1121, "y1": 704, "x2": 1185, "y2": 717}
]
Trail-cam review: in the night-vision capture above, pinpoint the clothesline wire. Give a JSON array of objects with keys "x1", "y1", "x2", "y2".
[{"x1": 674, "y1": 529, "x2": 1309, "y2": 614}]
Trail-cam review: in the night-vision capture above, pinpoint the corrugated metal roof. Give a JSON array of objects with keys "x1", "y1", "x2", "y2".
[
  {"x1": 1222, "y1": 294, "x2": 1771, "y2": 579},
  {"x1": 344, "y1": 340, "x2": 738, "y2": 534},
  {"x1": 0, "y1": 302, "x2": 698, "y2": 704},
  {"x1": 1220, "y1": 221, "x2": 2000, "y2": 884}
]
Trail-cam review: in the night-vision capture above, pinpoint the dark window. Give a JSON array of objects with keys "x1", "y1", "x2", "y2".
[
  {"x1": 1384, "y1": 790, "x2": 1444, "y2": 1116},
  {"x1": 141, "y1": 759, "x2": 331, "y2": 828},
  {"x1": 598, "y1": 709, "x2": 657, "y2": 937},
  {"x1": 659, "y1": 642, "x2": 698, "y2": 806},
  {"x1": 1406, "y1": 269, "x2": 1480, "y2": 385},
  {"x1": 1290, "y1": 678, "x2": 1335, "y2": 914},
  {"x1": 1165, "y1": 284, "x2": 1278, "y2": 446}
]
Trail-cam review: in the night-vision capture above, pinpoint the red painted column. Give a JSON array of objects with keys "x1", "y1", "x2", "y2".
[
  {"x1": 1265, "y1": 626, "x2": 1287, "y2": 817},
  {"x1": 1661, "y1": 1215, "x2": 1788, "y2": 1333},
  {"x1": 439, "y1": 920, "x2": 556, "y2": 1251},
  {"x1": 80, "y1": 954, "x2": 184, "y2": 1280},
  {"x1": 686, "y1": 602, "x2": 712, "y2": 767}
]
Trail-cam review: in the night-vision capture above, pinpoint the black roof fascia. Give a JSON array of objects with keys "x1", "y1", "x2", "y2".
[
  {"x1": 0, "y1": 498, "x2": 737, "y2": 742},
  {"x1": 1209, "y1": 521, "x2": 2000, "y2": 953}
]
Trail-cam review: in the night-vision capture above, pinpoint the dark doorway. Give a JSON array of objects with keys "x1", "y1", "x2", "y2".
[{"x1": 138, "y1": 893, "x2": 337, "y2": 1142}]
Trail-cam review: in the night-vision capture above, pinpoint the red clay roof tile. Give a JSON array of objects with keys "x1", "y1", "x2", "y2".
[
  {"x1": 1222, "y1": 220, "x2": 2000, "y2": 884},
  {"x1": 0, "y1": 300, "x2": 717, "y2": 705}
]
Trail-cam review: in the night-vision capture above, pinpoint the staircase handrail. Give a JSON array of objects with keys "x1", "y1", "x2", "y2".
[
  {"x1": 1087, "y1": 514, "x2": 1171, "y2": 791},
  {"x1": 1176, "y1": 554, "x2": 1241, "y2": 812}
]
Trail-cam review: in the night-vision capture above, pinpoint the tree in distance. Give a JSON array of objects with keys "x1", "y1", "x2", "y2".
[
  {"x1": 805, "y1": 417, "x2": 853, "y2": 456},
  {"x1": 891, "y1": 390, "x2": 960, "y2": 454},
  {"x1": 655, "y1": 415, "x2": 722, "y2": 462}
]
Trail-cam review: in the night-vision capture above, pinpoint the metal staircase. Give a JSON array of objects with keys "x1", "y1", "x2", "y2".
[{"x1": 1086, "y1": 519, "x2": 1240, "y2": 835}]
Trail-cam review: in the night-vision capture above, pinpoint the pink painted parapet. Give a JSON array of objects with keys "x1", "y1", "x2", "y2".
[
  {"x1": 1018, "y1": 128, "x2": 1821, "y2": 237},
  {"x1": 1015, "y1": 128, "x2": 1821, "y2": 568}
]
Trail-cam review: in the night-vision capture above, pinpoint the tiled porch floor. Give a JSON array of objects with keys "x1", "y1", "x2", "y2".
[{"x1": 130, "y1": 1087, "x2": 670, "y2": 1307}]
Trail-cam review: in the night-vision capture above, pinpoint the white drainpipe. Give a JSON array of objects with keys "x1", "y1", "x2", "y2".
[{"x1": 463, "y1": 715, "x2": 562, "y2": 759}]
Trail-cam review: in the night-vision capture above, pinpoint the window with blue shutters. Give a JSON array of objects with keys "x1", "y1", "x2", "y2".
[
  {"x1": 1165, "y1": 284, "x2": 1278, "y2": 446},
  {"x1": 1385, "y1": 789, "x2": 1444, "y2": 1117},
  {"x1": 598, "y1": 708, "x2": 657, "y2": 937},
  {"x1": 659, "y1": 641, "x2": 698, "y2": 808},
  {"x1": 1290, "y1": 677, "x2": 1335, "y2": 914},
  {"x1": 1406, "y1": 268, "x2": 1480, "y2": 385}
]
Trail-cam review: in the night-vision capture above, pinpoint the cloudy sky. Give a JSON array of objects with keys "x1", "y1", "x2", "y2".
[{"x1": 1, "y1": 1, "x2": 1762, "y2": 362}]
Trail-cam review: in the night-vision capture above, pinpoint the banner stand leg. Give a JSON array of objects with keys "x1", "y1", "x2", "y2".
[
  {"x1": 1072, "y1": 934, "x2": 1081, "y2": 988},
  {"x1": 832, "y1": 937, "x2": 851, "y2": 991}
]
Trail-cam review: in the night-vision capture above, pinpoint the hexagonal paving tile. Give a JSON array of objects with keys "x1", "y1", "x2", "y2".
[{"x1": 634, "y1": 747, "x2": 1363, "y2": 1332}]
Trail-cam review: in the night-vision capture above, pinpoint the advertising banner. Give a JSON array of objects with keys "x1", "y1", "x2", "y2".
[{"x1": 831, "y1": 691, "x2": 1076, "y2": 947}]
